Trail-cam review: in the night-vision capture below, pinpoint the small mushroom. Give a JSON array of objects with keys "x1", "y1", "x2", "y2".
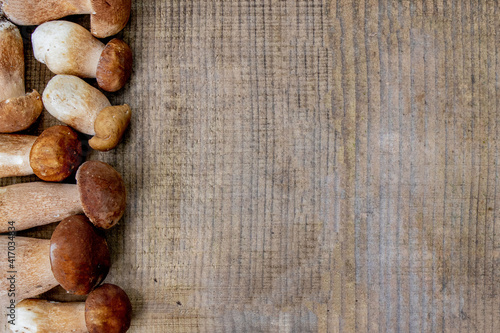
[
  {"x1": 32, "y1": 21, "x2": 133, "y2": 92},
  {"x1": 0, "y1": 125, "x2": 83, "y2": 181},
  {"x1": 0, "y1": 215, "x2": 110, "y2": 302},
  {"x1": 10, "y1": 284, "x2": 132, "y2": 333},
  {"x1": 0, "y1": 19, "x2": 43, "y2": 133},
  {"x1": 0, "y1": 160, "x2": 126, "y2": 232},
  {"x1": 43, "y1": 75, "x2": 131, "y2": 151},
  {"x1": 1, "y1": 0, "x2": 131, "y2": 38}
]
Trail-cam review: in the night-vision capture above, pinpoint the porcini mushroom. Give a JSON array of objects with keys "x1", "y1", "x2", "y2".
[
  {"x1": 1, "y1": 0, "x2": 131, "y2": 38},
  {"x1": 10, "y1": 284, "x2": 132, "y2": 333},
  {"x1": 32, "y1": 21, "x2": 133, "y2": 92},
  {"x1": 0, "y1": 160, "x2": 126, "y2": 232},
  {"x1": 0, "y1": 19, "x2": 43, "y2": 133},
  {"x1": 0, "y1": 215, "x2": 110, "y2": 303},
  {"x1": 0, "y1": 125, "x2": 83, "y2": 181},
  {"x1": 43, "y1": 75, "x2": 131, "y2": 151}
]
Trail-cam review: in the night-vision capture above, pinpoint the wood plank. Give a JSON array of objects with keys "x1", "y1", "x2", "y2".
[{"x1": 0, "y1": 0, "x2": 499, "y2": 331}]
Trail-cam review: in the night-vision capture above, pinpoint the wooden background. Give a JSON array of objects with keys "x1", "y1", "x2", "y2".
[{"x1": 1, "y1": 0, "x2": 500, "y2": 331}]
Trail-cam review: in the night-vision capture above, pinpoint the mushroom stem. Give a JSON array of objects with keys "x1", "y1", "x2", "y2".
[
  {"x1": 0, "y1": 20, "x2": 43, "y2": 133},
  {"x1": 2, "y1": 0, "x2": 93, "y2": 27},
  {"x1": 2, "y1": 0, "x2": 131, "y2": 38},
  {"x1": 0, "y1": 135, "x2": 36, "y2": 178},
  {"x1": 0, "y1": 237, "x2": 59, "y2": 303},
  {"x1": 0, "y1": 183, "x2": 83, "y2": 232},
  {"x1": 32, "y1": 21, "x2": 105, "y2": 79},
  {"x1": 10, "y1": 284, "x2": 132, "y2": 333},
  {"x1": 10, "y1": 299, "x2": 87, "y2": 333},
  {"x1": 0, "y1": 161, "x2": 126, "y2": 231},
  {"x1": 0, "y1": 126, "x2": 83, "y2": 181},
  {"x1": 43, "y1": 75, "x2": 132, "y2": 150},
  {"x1": 0, "y1": 20, "x2": 24, "y2": 101},
  {"x1": 32, "y1": 21, "x2": 133, "y2": 92}
]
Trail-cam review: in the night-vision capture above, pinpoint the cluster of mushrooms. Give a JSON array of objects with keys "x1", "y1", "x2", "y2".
[{"x1": 0, "y1": 0, "x2": 133, "y2": 332}]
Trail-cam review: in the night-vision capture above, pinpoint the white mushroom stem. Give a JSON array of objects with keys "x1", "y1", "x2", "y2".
[
  {"x1": 0, "y1": 135, "x2": 36, "y2": 178},
  {"x1": 32, "y1": 21, "x2": 105, "y2": 79},
  {"x1": 0, "y1": 237, "x2": 58, "y2": 304},
  {"x1": 9, "y1": 299, "x2": 87, "y2": 333},
  {"x1": 43, "y1": 75, "x2": 110, "y2": 135},
  {"x1": 0, "y1": 183, "x2": 83, "y2": 232}
]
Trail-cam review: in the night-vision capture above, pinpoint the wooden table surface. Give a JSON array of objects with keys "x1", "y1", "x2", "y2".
[{"x1": 1, "y1": 0, "x2": 500, "y2": 332}]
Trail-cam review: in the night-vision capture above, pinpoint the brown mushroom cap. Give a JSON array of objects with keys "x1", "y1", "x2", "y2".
[
  {"x1": 50, "y1": 215, "x2": 110, "y2": 295},
  {"x1": 96, "y1": 38, "x2": 133, "y2": 92},
  {"x1": 85, "y1": 284, "x2": 132, "y2": 333},
  {"x1": 0, "y1": 90, "x2": 43, "y2": 133},
  {"x1": 29, "y1": 125, "x2": 83, "y2": 182},
  {"x1": 76, "y1": 160, "x2": 127, "y2": 229},
  {"x1": 90, "y1": 0, "x2": 132, "y2": 38},
  {"x1": 89, "y1": 104, "x2": 132, "y2": 151}
]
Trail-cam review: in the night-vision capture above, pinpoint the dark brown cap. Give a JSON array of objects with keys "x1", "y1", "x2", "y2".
[
  {"x1": 90, "y1": 0, "x2": 131, "y2": 38},
  {"x1": 50, "y1": 215, "x2": 110, "y2": 295},
  {"x1": 96, "y1": 39, "x2": 133, "y2": 92},
  {"x1": 76, "y1": 161, "x2": 126, "y2": 229},
  {"x1": 29, "y1": 125, "x2": 83, "y2": 182},
  {"x1": 85, "y1": 284, "x2": 132, "y2": 333}
]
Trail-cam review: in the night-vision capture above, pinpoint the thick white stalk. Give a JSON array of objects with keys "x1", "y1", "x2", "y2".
[
  {"x1": 10, "y1": 299, "x2": 87, "y2": 333},
  {"x1": 0, "y1": 135, "x2": 36, "y2": 178}
]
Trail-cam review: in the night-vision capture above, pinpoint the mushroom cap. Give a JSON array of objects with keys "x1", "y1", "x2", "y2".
[
  {"x1": 89, "y1": 104, "x2": 131, "y2": 151},
  {"x1": 29, "y1": 125, "x2": 83, "y2": 182},
  {"x1": 0, "y1": 90, "x2": 43, "y2": 133},
  {"x1": 0, "y1": 19, "x2": 24, "y2": 101},
  {"x1": 50, "y1": 214, "x2": 111, "y2": 295},
  {"x1": 96, "y1": 39, "x2": 133, "y2": 92},
  {"x1": 43, "y1": 74, "x2": 111, "y2": 135},
  {"x1": 90, "y1": 0, "x2": 132, "y2": 38},
  {"x1": 85, "y1": 284, "x2": 132, "y2": 333},
  {"x1": 76, "y1": 160, "x2": 126, "y2": 229},
  {"x1": 32, "y1": 20, "x2": 105, "y2": 79}
]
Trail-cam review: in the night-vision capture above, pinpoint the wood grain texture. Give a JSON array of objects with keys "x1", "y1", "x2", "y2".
[{"x1": 1, "y1": 0, "x2": 499, "y2": 332}]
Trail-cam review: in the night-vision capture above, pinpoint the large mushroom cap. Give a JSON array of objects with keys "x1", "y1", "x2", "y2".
[
  {"x1": 96, "y1": 38, "x2": 133, "y2": 92},
  {"x1": 30, "y1": 125, "x2": 83, "y2": 182},
  {"x1": 85, "y1": 284, "x2": 132, "y2": 333},
  {"x1": 90, "y1": 0, "x2": 132, "y2": 38},
  {"x1": 76, "y1": 161, "x2": 126, "y2": 229},
  {"x1": 50, "y1": 215, "x2": 111, "y2": 295}
]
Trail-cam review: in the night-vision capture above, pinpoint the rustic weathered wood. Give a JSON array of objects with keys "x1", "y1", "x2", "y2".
[{"x1": 1, "y1": 0, "x2": 499, "y2": 332}]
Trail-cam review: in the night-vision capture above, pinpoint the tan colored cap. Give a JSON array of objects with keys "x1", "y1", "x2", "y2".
[
  {"x1": 29, "y1": 125, "x2": 83, "y2": 182},
  {"x1": 50, "y1": 215, "x2": 110, "y2": 295},
  {"x1": 76, "y1": 161, "x2": 127, "y2": 229}
]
